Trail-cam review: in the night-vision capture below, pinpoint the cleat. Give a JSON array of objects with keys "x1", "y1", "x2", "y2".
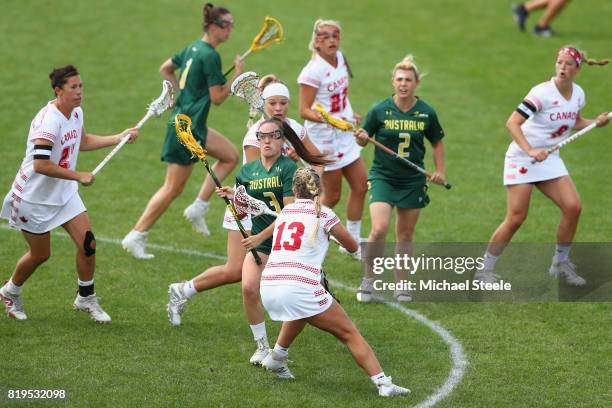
[
  {"x1": 533, "y1": 25, "x2": 555, "y2": 37},
  {"x1": 73, "y1": 294, "x2": 111, "y2": 323},
  {"x1": 183, "y1": 203, "x2": 210, "y2": 237},
  {"x1": 356, "y1": 277, "x2": 374, "y2": 303},
  {"x1": 0, "y1": 283, "x2": 27, "y2": 321},
  {"x1": 512, "y1": 3, "x2": 528, "y2": 32},
  {"x1": 549, "y1": 259, "x2": 586, "y2": 286},
  {"x1": 250, "y1": 337, "x2": 270, "y2": 365},
  {"x1": 394, "y1": 289, "x2": 412, "y2": 302},
  {"x1": 376, "y1": 377, "x2": 411, "y2": 397},
  {"x1": 473, "y1": 270, "x2": 500, "y2": 284},
  {"x1": 262, "y1": 351, "x2": 295, "y2": 379},
  {"x1": 167, "y1": 283, "x2": 188, "y2": 326},
  {"x1": 122, "y1": 231, "x2": 155, "y2": 260}
]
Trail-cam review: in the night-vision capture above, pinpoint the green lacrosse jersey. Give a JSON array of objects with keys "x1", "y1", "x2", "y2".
[
  {"x1": 362, "y1": 97, "x2": 444, "y2": 186},
  {"x1": 236, "y1": 155, "x2": 297, "y2": 249},
  {"x1": 170, "y1": 40, "x2": 226, "y2": 139}
]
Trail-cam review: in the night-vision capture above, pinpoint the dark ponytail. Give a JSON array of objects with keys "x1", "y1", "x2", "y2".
[
  {"x1": 203, "y1": 3, "x2": 230, "y2": 31},
  {"x1": 49, "y1": 65, "x2": 79, "y2": 90}
]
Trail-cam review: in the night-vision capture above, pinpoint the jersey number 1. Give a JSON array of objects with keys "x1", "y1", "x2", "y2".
[
  {"x1": 179, "y1": 58, "x2": 193, "y2": 90},
  {"x1": 273, "y1": 221, "x2": 305, "y2": 251}
]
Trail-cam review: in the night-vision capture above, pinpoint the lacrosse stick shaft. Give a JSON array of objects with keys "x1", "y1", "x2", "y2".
[
  {"x1": 92, "y1": 111, "x2": 154, "y2": 175},
  {"x1": 224, "y1": 49, "x2": 254, "y2": 77},
  {"x1": 531, "y1": 112, "x2": 611, "y2": 164}
]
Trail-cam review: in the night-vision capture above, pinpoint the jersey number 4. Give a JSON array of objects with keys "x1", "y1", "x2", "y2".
[
  {"x1": 273, "y1": 221, "x2": 305, "y2": 251},
  {"x1": 59, "y1": 145, "x2": 76, "y2": 169}
]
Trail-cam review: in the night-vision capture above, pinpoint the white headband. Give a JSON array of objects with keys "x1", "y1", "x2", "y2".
[{"x1": 262, "y1": 83, "x2": 290, "y2": 100}]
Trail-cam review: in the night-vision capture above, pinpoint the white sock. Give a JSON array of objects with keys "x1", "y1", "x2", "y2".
[
  {"x1": 273, "y1": 343, "x2": 289, "y2": 358},
  {"x1": 183, "y1": 280, "x2": 198, "y2": 299},
  {"x1": 5, "y1": 279, "x2": 22, "y2": 295},
  {"x1": 554, "y1": 244, "x2": 571, "y2": 263},
  {"x1": 483, "y1": 251, "x2": 499, "y2": 271},
  {"x1": 250, "y1": 322, "x2": 267, "y2": 342},
  {"x1": 131, "y1": 230, "x2": 148, "y2": 239},
  {"x1": 347, "y1": 220, "x2": 361, "y2": 242},
  {"x1": 78, "y1": 279, "x2": 94, "y2": 286},
  {"x1": 371, "y1": 372, "x2": 387, "y2": 384},
  {"x1": 193, "y1": 199, "x2": 209, "y2": 211}
]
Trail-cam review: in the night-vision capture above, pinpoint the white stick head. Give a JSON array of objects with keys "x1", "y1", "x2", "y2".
[
  {"x1": 231, "y1": 72, "x2": 264, "y2": 113},
  {"x1": 148, "y1": 80, "x2": 174, "y2": 116}
]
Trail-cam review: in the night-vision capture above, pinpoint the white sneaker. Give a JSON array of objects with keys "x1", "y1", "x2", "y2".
[
  {"x1": 356, "y1": 277, "x2": 375, "y2": 303},
  {"x1": 549, "y1": 259, "x2": 586, "y2": 286},
  {"x1": 121, "y1": 230, "x2": 154, "y2": 260},
  {"x1": 167, "y1": 283, "x2": 188, "y2": 326},
  {"x1": 0, "y1": 284, "x2": 27, "y2": 320},
  {"x1": 250, "y1": 337, "x2": 270, "y2": 365},
  {"x1": 473, "y1": 269, "x2": 500, "y2": 284},
  {"x1": 261, "y1": 350, "x2": 295, "y2": 379},
  {"x1": 394, "y1": 289, "x2": 412, "y2": 302},
  {"x1": 183, "y1": 203, "x2": 210, "y2": 237},
  {"x1": 376, "y1": 377, "x2": 411, "y2": 397},
  {"x1": 73, "y1": 294, "x2": 112, "y2": 323}
]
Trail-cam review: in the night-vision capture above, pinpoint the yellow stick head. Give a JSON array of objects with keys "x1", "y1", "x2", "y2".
[{"x1": 174, "y1": 114, "x2": 207, "y2": 160}]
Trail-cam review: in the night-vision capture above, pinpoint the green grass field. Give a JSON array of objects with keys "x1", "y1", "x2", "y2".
[{"x1": 1, "y1": 1, "x2": 611, "y2": 407}]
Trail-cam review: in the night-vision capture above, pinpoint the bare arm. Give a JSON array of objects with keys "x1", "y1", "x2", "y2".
[
  {"x1": 573, "y1": 112, "x2": 610, "y2": 131},
  {"x1": 210, "y1": 55, "x2": 245, "y2": 105},
  {"x1": 244, "y1": 145, "x2": 260, "y2": 162},
  {"x1": 429, "y1": 140, "x2": 446, "y2": 185},
  {"x1": 299, "y1": 84, "x2": 323, "y2": 123},
  {"x1": 329, "y1": 222, "x2": 358, "y2": 253},
  {"x1": 79, "y1": 127, "x2": 139, "y2": 151},
  {"x1": 32, "y1": 139, "x2": 94, "y2": 186},
  {"x1": 159, "y1": 58, "x2": 179, "y2": 93},
  {"x1": 506, "y1": 111, "x2": 548, "y2": 161},
  {"x1": 241, "y1": 196, "x2": 295, "y2": 250}
]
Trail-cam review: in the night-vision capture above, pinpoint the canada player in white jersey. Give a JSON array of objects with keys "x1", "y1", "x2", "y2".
[
  {"x1": 298, "y1": 19, "x2": 368, "y2": 258},
  {"x1": 477, "y1": 47, "x2": 609, "y2": 286},
  {"x1": 166, "y1": 77, "x2": 325, "y2": 359},
  {"x1": 257, "y1": 168, "x2": 409, "y2": 397},
  {"x1": 0, "y1": 65, "x2": 139, "y2": 323}
]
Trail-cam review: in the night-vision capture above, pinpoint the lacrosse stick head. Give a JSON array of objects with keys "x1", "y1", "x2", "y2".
[
  {"x1": 251, "y1": 17, "x2": 284, "y2": 52},
  {"x1": 234, "y1": 185, "x2": 272, "y2": 217},
  {"x1": 314, "y1": 103, "x2": 354, "y2": 131},
  {"x1": 174, "y1": 114, "x2": 207, "y2": 161},
  {"x1": 148, "y1": 80, "x2": 174, "y2": 117},
  {"x1": 231, "y1": 72, "x2": 264, "y2": 113}
]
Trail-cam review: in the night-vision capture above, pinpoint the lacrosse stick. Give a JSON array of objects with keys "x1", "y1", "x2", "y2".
[
  {"x1": 174, "y1": 114, "x2": 262, "y2": 265},
  {"x1": 531, "y1": 112, "x2": 612, "y2": 164},
  {"x1": 224, "y1": 17, "x2": 284, "y2": 77},
  {"x1": 92, "y1": 80, "x2": 174, "y2": 175},
  {"x1": 234, "y1": 185, "x2": 278, "y2": 218},
  {"x1": 314, "y1": 103, "x2": 452, "y2": 190}
]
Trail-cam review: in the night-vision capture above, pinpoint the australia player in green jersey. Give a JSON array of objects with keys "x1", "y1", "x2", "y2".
[
  {"x1": 122, "y1": 3, "x2": 243, "y2": 259},
  {"x1": 354, "y1": 55, "x2": 447, "y2": 302}
]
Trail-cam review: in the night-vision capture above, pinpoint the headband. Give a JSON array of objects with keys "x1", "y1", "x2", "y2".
[
  {"x1": 558, "y1": 47, "x2": 582, "y2": 66},
  {"x1": 262, "y1": 83, "x2": 290, "y2": 100}
]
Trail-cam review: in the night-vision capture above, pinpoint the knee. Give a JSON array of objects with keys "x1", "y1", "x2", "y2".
[
  {"x1": 323, "y1": 190, "x2": 341, "y2": 207},
  {"x1": 351, "y1": 181, "x2": 368, "y2": 197},
  {"x1": 369, "y1": 225, "x2": 389, "y2": 241},
  {"x1": 242, "y1": 281, "x2": 259, "y2": 303},
  {"x1": 563, "y1": 201, "x2": 582, "y2": 219},
  {"x1": 31, "y1": 249, "x2": 51, "y2": 265},
  {"x1": 396, "y1": 229, "x2": 414, "y2": 243},
  {"x1": 224, "y1": 264, "x2": 243, "y2": 283},
  {"x1": 335, "y1": 326, "x2": 358, "y2": 344},
  {"x1": 227, "y1": 147, "x2": 239, "y2": 167},
  {"x1": 162, "y1": 182, "x2": 185, "y2": 199},
  {"x1": 506, "y1": 211, "x2": 528, "y2": 231}
]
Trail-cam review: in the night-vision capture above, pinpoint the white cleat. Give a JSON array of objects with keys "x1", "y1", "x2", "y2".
[
  {"x1": 167, "y1": 283, "x2": 188, "y2": 326},
  {"x1": 261, "y1": 350, "x2": 295, "y2": 379},
  {"x1": 549, "y1": 259, "x2": 586, "y2": 286},
  {"x1": 376, "y1": 377, "x2": 411, "y2": 397},
  {"x1": 73, "y1": 294, "x2": 112, "y2": 323},
  {"x1": 473, "y1": 269, "x2": 500, "y2": 284},
  {"x1": 121, "y1": 231, "x2": 155, "y2": 260},
  {"x1": 394, "y1": 289, "x2": 412, "y2": 302},
  {"x1": 0, "y1": 284, "x2": 27, "y2": 321},
  {"x1": 356, "y1": 277, "x2": 374, "y2": 303},
  {"x1": 183, "y1": 203, "x2": 210, "y2": 237},
  {"x1": 250, "y1": 337, "x2": 270, "y2": 365}
]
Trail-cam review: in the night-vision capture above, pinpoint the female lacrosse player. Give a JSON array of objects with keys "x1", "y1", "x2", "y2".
[
  {"x1": 0, "y1": 65, "x2": 139, "y2": 323},
  {"x1": 258, "y1": 167, "x2": 409, "y2": 397},
  {"x1": 122, "y1": 3, "x2": 243, "y2": 259},
  {"x1": 354, "y1": 55, "x2": 446, "y2": 302},
  {"x1": 298, "y1": 19, "x2": 368, "y2": 259},
  {"x1": 477, "y1": 46, "x2": 609, "y2": 285},
  {"x1": 166, "y1": 77, "x2": 324, "y2": 325}
]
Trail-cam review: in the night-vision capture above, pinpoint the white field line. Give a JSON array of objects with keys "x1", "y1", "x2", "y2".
[{"x1": 1, "y1": 223, "x2": 467, "y2": 407}]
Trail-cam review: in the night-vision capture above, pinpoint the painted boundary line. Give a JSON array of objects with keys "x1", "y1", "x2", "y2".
[{"x1": 1, "y1": 224, "x2": 468, "y2": 407}]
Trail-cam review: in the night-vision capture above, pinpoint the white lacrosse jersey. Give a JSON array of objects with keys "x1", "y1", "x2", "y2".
[
  {"x1": 507, "y1": 78, "x2": 585, "y2": 157},
  {"x1": 298, "y1": 51, "x2": 354, "y2": 128},
  {"x1": 261, "y1": 199, "x2": 340, "y2": 288},
  {"x1": 10, "y1": 101, "x2": 83, "y2": 205},
  {"x1": 242, "y1": 117, "x2": 307, "y2": 164}
]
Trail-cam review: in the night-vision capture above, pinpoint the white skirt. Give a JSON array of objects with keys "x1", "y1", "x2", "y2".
[
  {"x1": 503, "y1": 152, "x2": 568, "y2": 185},
  {"x1": 1, "y1": 191, "x2": 86, "y2": 234},
  {"x1": 222, "y1": 206, "x2": 252, "y2": 231},
  {"x1": 306, "y1": 125, "x2": 362, "y2": 172},
  {"x1": 260, "y1": 283, "x2": 333, "y2": 321}
]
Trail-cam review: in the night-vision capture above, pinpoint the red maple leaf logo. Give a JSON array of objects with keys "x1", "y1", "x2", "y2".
[
  {"x1": 519, "y1": 167, "x2": 528, "y2": 174},
  {"x1": 19, "y1": 216, "x2": 28, "y2": 223}
]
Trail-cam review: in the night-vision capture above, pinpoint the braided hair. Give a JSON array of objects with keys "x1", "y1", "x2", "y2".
[{"x1": 292, "y1": 167, "x2": 322, "y2": 245}]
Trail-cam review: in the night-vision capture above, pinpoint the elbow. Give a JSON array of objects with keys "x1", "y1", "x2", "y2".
[
  {"x1": 346, "y1": 239, "x2": 359, "y2": 254},
  {"x1": 33, "y1": 160, "x2": 47, "y2": 174},
  {"x1": 298, "y1": 106, "x2": 309, "y2": 120}
]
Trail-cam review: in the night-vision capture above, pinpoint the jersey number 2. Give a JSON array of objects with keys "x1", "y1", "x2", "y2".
[
  {"x1": 330, "y1": 88, "x2": 348, "y2": 113},
  {"x1": 273, "y1": 221, "x2": 305, "y2": 251}
]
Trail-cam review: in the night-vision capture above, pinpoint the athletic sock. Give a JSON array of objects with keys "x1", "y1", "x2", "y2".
[
  {"x1": 6, "y1": 279, "x2": 22, "y2": 295},
  {"x1": 554, "y1": 244, "x2": 571, "y2": 263},
  {"x1": 193, "y1": 199, "x2": 209, "y2": 212},
  {"x1": 78, "y1": 279, "x2": 94, "y2": 297},
  {"x1": 347, "y1": 220, "x2": 361, "y2": 243},
  {"x1": 371, "y1": 372, "x2": 388, "y2": 384},
  {"x1": 250, "y1": 322, "x2": 268, "y2": 342},
  {"x1": 273, "y1": 343, "x2": 289, "y2": 359},
  {"x1": 483, "y1": 251, "x2": 499, "y2": 271},
  {"x1": 183, "y1": 279, "x2": 198, "y2": 299},
  {"x1": 131, "y1": 230, "x2": 148, "y2": 239}
]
